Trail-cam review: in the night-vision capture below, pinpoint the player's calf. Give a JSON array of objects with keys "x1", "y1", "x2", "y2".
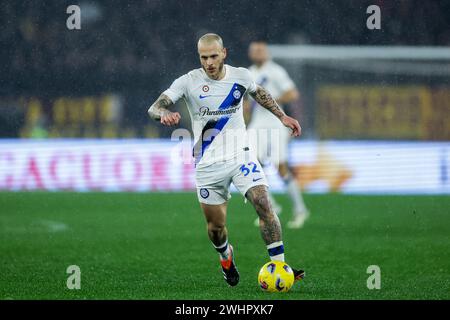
[
  {"x1": 246, "y1": 185, "x2": 285, "y2": 261},
  {"x1": 207, "y1": 221, "x2": 227, "y2": 247}
]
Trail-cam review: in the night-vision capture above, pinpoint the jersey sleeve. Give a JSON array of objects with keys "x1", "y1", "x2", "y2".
[
  {"x1": 162, "y1": 74, "x2": 188, "y2": 103},
  {"x1": 273, "y1": 66, "x2": 296, "y2": 94},
  {"x1": 241, "y1": 68, "x2": 257, "y2": 94}
]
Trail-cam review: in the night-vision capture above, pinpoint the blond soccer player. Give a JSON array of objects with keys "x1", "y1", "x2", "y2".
[{"x1": 148, "y1": 34, "x2": 305, "y2": 286}]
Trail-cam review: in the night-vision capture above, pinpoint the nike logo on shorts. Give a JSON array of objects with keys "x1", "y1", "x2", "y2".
[
  {"x1": 253, "y1": 177, "x2": 263, "y2": 182},
  {"x1": 199, "y1": 94, "x2": 212, "y2": 99}
]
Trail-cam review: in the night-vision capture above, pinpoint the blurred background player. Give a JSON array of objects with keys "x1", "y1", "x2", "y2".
[{"x1": 245, "y1": 41, "x2": 310, "y2": 229}]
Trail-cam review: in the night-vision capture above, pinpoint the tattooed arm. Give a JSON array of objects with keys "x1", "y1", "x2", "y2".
[
  {"x1": 147, "y1": 94, "x2": 181, "y2": 126},
  {"x1": 249, "y1": 85, "x2": 286, "y2": 119},
  {"x1": 249, "y1": 85, "x2": 302, "y2": 137}
]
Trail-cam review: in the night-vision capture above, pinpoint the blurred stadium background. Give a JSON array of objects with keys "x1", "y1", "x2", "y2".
[
  {"x1": 1, "y1": 0, "x2": 449, "y2": 299},
  {"x1": 1, "y1": 0, "x2": 449, "y2": 194}
]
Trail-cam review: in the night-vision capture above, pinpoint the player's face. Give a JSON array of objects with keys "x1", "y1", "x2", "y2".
[
  {"x1": 248, "y1": 42, "x2": 269, "y2": 66},
  {"x1": 198, "y1": 42, "x2": 227, "y2": 80}
]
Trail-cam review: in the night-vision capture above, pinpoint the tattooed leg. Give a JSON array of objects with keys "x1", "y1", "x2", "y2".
[{"x1": 246, "y1": 185, "x2": 282, "y2": 245}]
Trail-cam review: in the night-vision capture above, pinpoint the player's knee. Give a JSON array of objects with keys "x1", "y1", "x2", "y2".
[{"x1": 253, "y1": 194, "x2": 272, "y2": 217}]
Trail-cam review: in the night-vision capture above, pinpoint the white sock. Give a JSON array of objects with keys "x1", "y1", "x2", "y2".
[
  {"x1": 284, "y1": 175, "x2": 307, "y2": 215},
  {"x1": 213, "y1": 240, "x2": 229, "y2": 260},
  {"x1": 267, "y1": 241, "x2": 285, "y2": 262}
]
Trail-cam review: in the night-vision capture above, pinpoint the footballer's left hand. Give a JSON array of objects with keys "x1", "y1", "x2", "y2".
[{"x1": 280, "y1": 115, "x2": 302, "y2": 137}]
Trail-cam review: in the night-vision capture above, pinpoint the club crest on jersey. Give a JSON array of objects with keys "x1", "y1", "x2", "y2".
[
  {"x1": 202, "y1": 85, "x2": 209, "y2": 92},
  {"x1": 200, "y1": 188, "x2": 209, "y2": 199},
  {"x1": 233, "y1": 89, "x2": 241, "y2": 99}
]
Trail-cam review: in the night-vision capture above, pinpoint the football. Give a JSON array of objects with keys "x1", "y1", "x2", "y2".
[{"x1": 258, "y1": 261, "x2": 295, "y2": 292}]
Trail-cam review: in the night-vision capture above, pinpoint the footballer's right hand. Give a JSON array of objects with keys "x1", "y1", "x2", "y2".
[{"x1": 160, "y1": 111, "x2": 181, "y2": 126}]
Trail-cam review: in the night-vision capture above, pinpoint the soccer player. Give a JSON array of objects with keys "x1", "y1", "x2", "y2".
[
  {"x1": 147, "y1": 33, "x2": 304, "y2": 286},
  {"x1": 246, "y1": 41, "x2": 310, "y2": 229}
]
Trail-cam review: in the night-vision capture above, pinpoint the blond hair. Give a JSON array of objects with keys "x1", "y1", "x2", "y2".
[{"x1": 198, "y1": 33, "x2": 224, "y2": 48}]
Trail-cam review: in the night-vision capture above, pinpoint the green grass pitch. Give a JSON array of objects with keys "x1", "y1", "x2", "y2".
[{"x1": 0, "y1": 192, "x2": 449, "y2": 300}]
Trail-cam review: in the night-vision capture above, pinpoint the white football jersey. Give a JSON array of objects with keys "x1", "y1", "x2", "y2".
[
  {"x1": 249, "y1": 60, "x2": 296, "y2": 126},
  {"x1": 163, "y1": 64, "x2": 257, "y2": 168}
]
